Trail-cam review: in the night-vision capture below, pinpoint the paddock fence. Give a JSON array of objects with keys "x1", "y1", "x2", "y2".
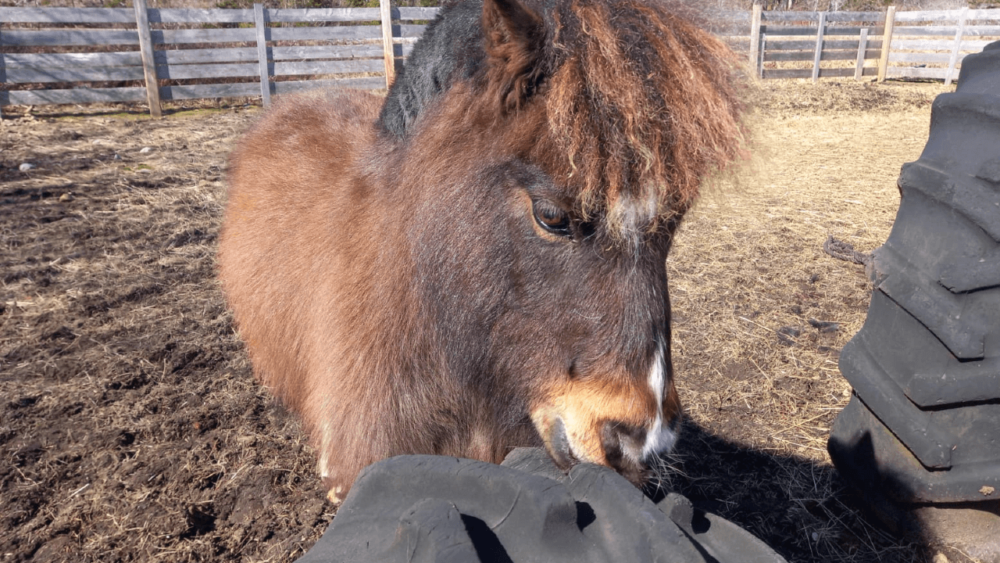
[
  {"x1": 0, "y1": 0, "x2": 432, "y2": 117},
  {"x1": 749, "y1": 5, "x2": 1000, "y2": 84},
  {"x1": 2, "y1": 4, "x2": 999, "y2": 116}
]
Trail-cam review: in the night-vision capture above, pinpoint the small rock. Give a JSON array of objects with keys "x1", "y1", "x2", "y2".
[
  {"x1": 779, "y1": 326, "x2": 801, "y2": 338},
  {"x1": 59, "y1": 192, "x2": 74, "y2": 202},
  {"x1": 19, "y1": 163, "x2": 35, "y2": 172},
  {"x1": 139, "y1": 147, "x2": 153, "y2": 154},
  {"x1": 777, "y1": 326, "x2": 800, "y2": 346},
  {"x1": 933, "y1": 552, "x2": 949, "y2": 563},
  {"x1": 808, "y1": 318, "x2": 840, "y2": 333},
  {"x1": 113, "y1": 154, "x2": 122, "y2": 160}
]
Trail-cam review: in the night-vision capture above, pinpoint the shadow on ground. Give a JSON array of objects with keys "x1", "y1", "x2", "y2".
[{"x1": 661, "y1": 421, "x2": 936, "y2": 563}]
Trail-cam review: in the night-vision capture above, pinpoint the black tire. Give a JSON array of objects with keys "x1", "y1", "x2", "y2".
[
  {"x1": 295, "y1": 448, "x2": 785, "y2": 563},
  {"x1": 828, "y1": 42, "x2": 1000, "y2": 505}
]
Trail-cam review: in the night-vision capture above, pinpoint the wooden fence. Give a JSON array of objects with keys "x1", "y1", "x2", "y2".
[
  {"x1": 749, "y1": 6, "x2": 1000, "y2": 84},
  {"x1": 888, "y1": 8, "x2": 1000, "y2": 83},
  {"x1": 2, "y1": 4, "x2": 1000, "y2": 116},
  {"x1": 0, "y1": 0, "x2": 434, "y2": 117}
]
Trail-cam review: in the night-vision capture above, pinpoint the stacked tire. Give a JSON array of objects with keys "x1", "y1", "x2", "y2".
[
  {"x1": 295, "y1": 448, "x2": 785, "y2": 563},
  {"x1": 828, "y1": 41, "x2": 1000, "y2": 539}
]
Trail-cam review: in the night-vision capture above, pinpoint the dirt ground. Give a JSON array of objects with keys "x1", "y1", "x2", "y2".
[{"x1": 0, "y1": 80, "x2": 963, "y2": 563}]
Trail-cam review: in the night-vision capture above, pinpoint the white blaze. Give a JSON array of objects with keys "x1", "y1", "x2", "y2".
[
  {"x1": 642, "y1": 339, "x2": 677, "y2": 459},
  {"x1": 609, "y1": 188, "x2": 659, "y2": 244}
]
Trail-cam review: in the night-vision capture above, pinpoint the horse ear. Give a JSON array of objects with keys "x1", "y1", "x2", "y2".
[{"x1": 482, "y1": 0, "x2": 546, "y2": 111}]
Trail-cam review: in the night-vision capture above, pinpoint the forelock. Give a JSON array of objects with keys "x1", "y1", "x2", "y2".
[{"x1": 543, "y1": 0, "x2": 747, "y2": 241}]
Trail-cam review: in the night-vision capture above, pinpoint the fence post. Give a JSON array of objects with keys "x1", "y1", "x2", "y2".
[
  {"x1": 253, "y1": 3, "x2": 271, "y2": 107},
  {"x1": 759, "y1": 33, "x2": 766, "y2": 79},
  {"x1": 0, "y1": 26, "x2": 5, "y2": 120},
  {"x1": 749, "y1": 4, "x2": 762, "y2": 78},
  {"x1": 133, "y1": 0, "x2": 162, "y2": 118},
  {"x1": 877, "y1": 5, "x2": 896, "y2": 83},
  {"x1": 812, "y1": 11, "x2": 826, "y2": 82},
  {"x1": 380, "y1": 0, "x2": 396, "y2": 88},
  {"x1": 945, "y1": 7, "x2": 968, "y2": 87},
  {"x1": 855, "y1": 27, "x2": 869, "y2": 81}
]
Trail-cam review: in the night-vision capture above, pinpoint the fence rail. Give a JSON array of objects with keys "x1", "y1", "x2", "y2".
[
  {"x1": 748, "y1": 5, "x2": 1000, "y2": 85},
  {"x1": 1, "y1": 4, "x2": 999, "y2": 116},
  {"x1": 0, "y1": 0, "x2": 429, "y2": 117}
]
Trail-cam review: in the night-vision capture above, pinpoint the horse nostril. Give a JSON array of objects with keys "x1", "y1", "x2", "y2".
[{"x1": 600, "y1": 420, "x2": 647, "y2": 468}]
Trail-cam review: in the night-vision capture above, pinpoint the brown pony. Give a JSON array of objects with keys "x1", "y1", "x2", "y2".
[{"x1": 219, "y1": 0, "x2": 745, "y2": 502}]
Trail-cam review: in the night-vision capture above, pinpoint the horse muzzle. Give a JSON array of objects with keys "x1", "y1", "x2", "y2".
[{"x1": 530, "y1": 376, "x2": 682, "y2": 486}]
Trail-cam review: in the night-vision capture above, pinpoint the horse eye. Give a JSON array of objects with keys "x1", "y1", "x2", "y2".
[{"x1": 532, "y1": 199, "x2": 572, "y2": 236}]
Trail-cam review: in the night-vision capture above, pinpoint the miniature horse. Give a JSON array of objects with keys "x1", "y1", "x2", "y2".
[{"x1": 219, "y1": 0, "x2": 744, "y2": 502}]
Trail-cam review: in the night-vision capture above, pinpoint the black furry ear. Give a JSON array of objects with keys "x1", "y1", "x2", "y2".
[{"x1": 482, "y1": 0, "x2": 546, "y2": 112}]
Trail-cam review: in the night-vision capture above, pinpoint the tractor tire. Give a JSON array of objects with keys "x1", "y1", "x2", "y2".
[
  {"x1": 828, "y1": 41, "x2": 1000, "y2": 510},
  {"x1": 295, "y1": 448, "x2": 785, "y2": 563}
]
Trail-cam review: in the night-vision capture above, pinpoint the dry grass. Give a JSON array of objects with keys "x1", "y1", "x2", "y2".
[
  {"x1": 1, "y1": 101, "x2": 332, "y2": 563},
  {"x1": 0, "y1": 79, "x2": 970, "y2": 562}
]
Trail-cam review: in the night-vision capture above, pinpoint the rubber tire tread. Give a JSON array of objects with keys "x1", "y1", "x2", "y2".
[
  {"x1": 294, "y1": 449, "x2": 787, "y2": 563},
  {"x1": 829, "y1": 41, "x2": 1000, "y2": 503}
]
